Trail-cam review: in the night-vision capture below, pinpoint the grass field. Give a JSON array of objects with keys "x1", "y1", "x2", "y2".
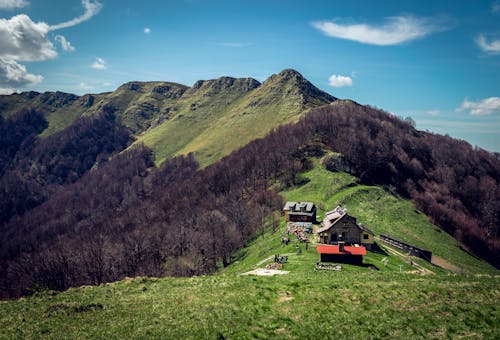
[
  {"x1": 1, "y1": 154, "x2": 498, "y2": 338},
  {"x1": 0, "y1": 249, "x2": 497, "y2": 338}
]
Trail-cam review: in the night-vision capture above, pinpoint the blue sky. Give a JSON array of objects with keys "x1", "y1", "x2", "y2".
[{"x1": 1, "y1": 0, "x2": 499, "y2": 151}]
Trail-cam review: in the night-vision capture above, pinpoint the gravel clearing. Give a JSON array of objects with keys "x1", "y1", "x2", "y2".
[{"x1": 241, "y1": 269, "x2": 289, "y2": 276}]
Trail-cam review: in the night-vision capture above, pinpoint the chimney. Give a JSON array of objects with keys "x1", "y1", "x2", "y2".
[{"x1": 338, "y1": 241, "x2": 345, "y2": 252}]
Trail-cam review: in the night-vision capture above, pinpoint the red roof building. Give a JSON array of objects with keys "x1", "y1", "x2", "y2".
[{"x1": 317, "y1": 244, "x2": 366, "y2": 264}]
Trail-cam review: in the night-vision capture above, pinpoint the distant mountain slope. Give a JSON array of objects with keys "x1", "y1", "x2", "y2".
[
  {"x1": 0, "y1": 69, "x2": 336, "y2": 166},
  {"x1": 138, "y1": 69, "x2": 336, "y2": 165}
]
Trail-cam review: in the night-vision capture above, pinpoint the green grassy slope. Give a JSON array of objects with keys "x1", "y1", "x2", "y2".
[
  {"x1": 1, "y1": 154, "x2": 497, "y2": 338},
  {"x1": 1, "y1": 271, "x2": 497, "y2": 339},
  {"x1": 136, "y1": 69, "x2": 336, "y2": 166},
  {"x1": 134, "y1": 77, "x2": 261, "y2": 165},
  {"x1": 0, "y1": 83, "x2": 188, "y2": 138},
  {"x1": 282, "y1": 156, "x2": 496, "y2": 274}
]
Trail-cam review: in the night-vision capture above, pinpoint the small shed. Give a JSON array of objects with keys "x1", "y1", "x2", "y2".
[
  {"x1": 317, "y1": 206, "x2": 374, "y2": 249},
  {"x1": 317, "y1": 244, "x2": 366, "y2": 265},
  {"x1": 283, "y1": 201, "x2": 317, "y2": 223}
]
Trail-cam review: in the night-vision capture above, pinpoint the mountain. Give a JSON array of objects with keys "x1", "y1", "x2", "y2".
[
  {"x1": 0, "y1": 69, "x2": 336, "y2": 166},
  {"x1": 0, "y1": 69, "x2": 498, "y2": 303}
]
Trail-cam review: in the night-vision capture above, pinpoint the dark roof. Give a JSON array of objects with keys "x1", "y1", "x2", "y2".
[
  {"x1": 317, "y1": 244, "x2": 366, "y2": 255},
  {"x1": 357, "y1": 223, "x2": 374, "y2": 235},
  {"x1": 318, "y1": 206, "x2": 375, "y2": 236},
  {"x1": 317, "y1": 206, "x2": 347, "y2": 233},
  {"x1": 283, "y1": 201, "x2": 316, "y2": 214}
]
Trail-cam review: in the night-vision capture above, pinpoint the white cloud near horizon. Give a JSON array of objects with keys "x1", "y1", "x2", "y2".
[
  {"x1": 55, "y1": 35, "x2": 75, "y2": 52},
  {"x1": 79, "y1": 82, "x2": 94, "y2": 90},
  {"x1": 49, "y1": 0, "x2": 102, "y2": 31},
  {"x1": 456, "y1": 97, "x2": 500, "y2": 115},
  {"x1": 0, "y1": 57, "x2": 43, "y2": 92},
  {"x1": 91, "y1": 57, "x2": 106, "y2": 70},
  {"x1": 426, "y1": 109, "x2": 440, "y2": 116},
  {"x1": 312, "y1": 15, "x2": 448, "y2": 46},
  {"x1": 328, "y1": 74, "x2": 353, "y2": 87},
  {"x1": 144, "y1": 27, "x2": 151, "y2": 34},
  {"x1": 0, "y1": 0, "x2": 29, "y2": 10},
  {"x1": 475, "y1": 34, "x2": 500, "y2": 54}
]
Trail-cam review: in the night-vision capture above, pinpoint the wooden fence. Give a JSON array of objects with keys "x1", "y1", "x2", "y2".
[{"x1": 379, "y1": 234, "x2": 432, "y2": 262}]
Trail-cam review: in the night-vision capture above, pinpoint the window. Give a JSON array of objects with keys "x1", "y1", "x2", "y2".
[{"x1": 363, "y1": 234, "x2": 369, "y2": 240}]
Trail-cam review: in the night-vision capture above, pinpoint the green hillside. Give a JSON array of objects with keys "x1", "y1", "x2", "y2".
[
  {"x1": 281, "y1": 156, "x2": 495, "y2": 274},
  {"x1": 0, "y1": 69, "x2": 335, "y2": 166},
  {"x1": 1, "y1": 154, "x2": 497, "y2": 338}
]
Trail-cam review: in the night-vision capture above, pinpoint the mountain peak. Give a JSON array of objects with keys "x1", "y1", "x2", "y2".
[
  {"x1": 263, "y1": 69, "x2": 337, "y2": 104},
  {"x1": 187, "y1": 76, "x2": 261, "y2": 95},
  {"x1": 276, "y1": 69, "x2": 305, "y2": 80}
]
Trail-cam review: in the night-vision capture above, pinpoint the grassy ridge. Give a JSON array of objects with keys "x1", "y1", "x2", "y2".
[{"x1": 1, "y1": 70, "x2": 335, "y2": 167}]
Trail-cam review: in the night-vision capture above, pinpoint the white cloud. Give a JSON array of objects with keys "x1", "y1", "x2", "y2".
[
  {"x1": 328, "y1": 74, "x2": 353, "y2": 87},
  {"x1": 426, "y1": 110, "x2": 440, "y2": 116},
  {"x1": 144, "y1": 27, "x2": 151, "y2": 34},
  {"x1": 91, "y1": 57, "x2": 106, "y2": 70},
  {"x1": 475, "y1": 34, "x2": 500, "y2": 54},
  {"x1": 0, "y1": 57, "x2": 42, "y2": 90},
  {"x1": 312, "y1": 16, "x2": 447, "y2": 46},
  {"x1": 0, "y1": 1, "x2": 102, "y2": 93},
  {"x1": 0, "y1": 87, "x2": 17, "y2": 94},
  {"x1": 0, "y1": 0, "x2": 29, "y2": 10},
  {"x1": 0, "y1": 14, "x2": 52, "y2": 92},
  {"x1": 79, "y1": 82, "x2": 93, "y2": 90},
  {"x1": 456, "y1": 97, "x2": 500, "y2": 116},
  {"x1": 49, "y1": 0, "x2": 102, "y2": 31},
  {"x1": 55, "y1": 35, "x2": 75, "y2": 52}
]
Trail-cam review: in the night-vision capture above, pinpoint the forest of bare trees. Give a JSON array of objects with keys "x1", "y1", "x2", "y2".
[{"x1": 0, "y1": 101, "x2": 498, "y2": 298}]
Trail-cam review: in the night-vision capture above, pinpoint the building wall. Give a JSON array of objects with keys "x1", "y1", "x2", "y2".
[
  {"x1": 321, "y1": 216, "x2": 361, "y2": 244},
  {"x1": 360, "y1": 232, "x2": 374, "y2": 245},
  {"x1": 288, "y1": 213, "x2": 315, "y2": 223},
  {"x1": 320, "y1": 253, "x2": 363, "y2": 265}
]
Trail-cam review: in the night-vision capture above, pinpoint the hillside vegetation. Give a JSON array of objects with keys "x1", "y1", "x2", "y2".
[
  {"x1": 281, "y1": 157, "x2": 494, "y2": 274},
  {"x1": 0, "y1": 161, "x2": 497, "y2": 337}
]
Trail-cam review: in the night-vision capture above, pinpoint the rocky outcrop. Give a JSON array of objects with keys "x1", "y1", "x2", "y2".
[
  {"x1": 78, "y1": 94, "x2": 95, "y2": 107},
  {"x1": 38, "y1": 91, "x2": 78, "y2": 108},
  {"x1": 186, "y1": 77, "x2": 261, "y2": 96}
]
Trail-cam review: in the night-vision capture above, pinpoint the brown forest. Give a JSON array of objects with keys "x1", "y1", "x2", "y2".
[{"x1": 0, "y1": 100, "x2": 498, "y2": 298}]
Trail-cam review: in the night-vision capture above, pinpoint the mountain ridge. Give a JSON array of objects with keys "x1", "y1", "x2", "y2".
[{"x1": 0, "y1": 69, "x2": 337, "y2": 165}]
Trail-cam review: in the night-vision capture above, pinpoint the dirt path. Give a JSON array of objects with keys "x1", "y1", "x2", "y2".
[
  {"x1": 380, "y1": 244, "x2": 435, "y2": 275},
  {"x1": 256, "y1": 253, "x2": 293, "y2": 267},
  {"x1": 256, "y1": 255, "x2": 275, "y2": 266}
]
